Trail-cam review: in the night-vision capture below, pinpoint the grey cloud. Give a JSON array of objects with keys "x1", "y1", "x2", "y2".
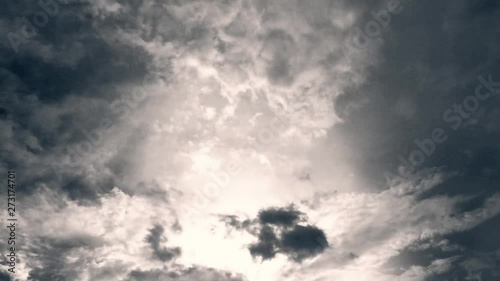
[
  {"x1": 445, "y1": 214, "x2": 500, "y2": 254},
  {"x1": 423, "y1": 253, "x2": 500, "y2": 281},
  {"x1": 382, "y1": 238, "x2": 463, "y2": 276},
  {"x1": 317, "y1": 15, "x2": 500, "y2": 280},
  {"x1": 248, "y1": 222, "x2": 329, "y2": 263},
  {"x1": 0, "y1": 0, "x2": 175, "y2": 207},
  {"x1": 126, "y1": 266, "x2": 247, "y2": 281},
  {"x1": 145, "y1": 224, "x2": 181, "y2": 262},
  {"x1": 260, "y1": 30, "x2": 296, "y2": 85},
  {"x1": 329, "y1": 0, "x2": 500, "y2": 193},
  {"x1": 60, "y1": 175, "x2": 115, "y2": 205},
  {"x1": 280, "y1": 225, "x2": 329, "y2": 263},
  {"x1": 26, "y1": 235, "x2": 104, "y2": 281},
  {"x1": 0, "y1": 271, "x2": 13, "y2": 281},
  {"x1": 248, "y1": 225, "x2": 279, "y2": 260},
  {"x1": 219, "y1": 215, "x2": 253, "y2": 231},
  {"x1": 383, "y1": 214, "x2": 500, "y2": 280},
  {"x1": 224, "y1": 205, "x2": 328, "y2": 263},
  {"x1": 257, "y1": 205, "x2": 304, "y2": 227},
  {"x1": 3, "y1": 0, "x2": 500, "y2": 279},
  {"x1": 249, "y1": 223, "x2": 329, "y2": 263}
]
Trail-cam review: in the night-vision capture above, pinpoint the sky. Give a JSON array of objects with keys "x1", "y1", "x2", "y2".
[{"x1": 1, "y1": 0, "x2": 500, "y2": 280}]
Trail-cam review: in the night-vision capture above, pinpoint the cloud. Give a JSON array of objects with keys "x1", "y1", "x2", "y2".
[
  {"x1": 2, "y1": 0, "x2": 500, "y2": 280},
  {"x1": 0, "y1": 271, "x2": 13, "y2": 281},
  {"x1": 145, "y1": 224, "x2": 181, "y2": 262},
  {"x1": 224, "y1": 205, "x2": 329, "y2": 263},
  {"x1": 279, "y1": 225, "x2": 329, "y2": 262},
  {"x1": 283, "y1": 169, "x2": 500, "y2": 281},
  {"x1": 257, "y1": 205, "x2": 304, "y2": 227},
  {"x1": 2, "y1": 0, "x2": 374, "y2": 280},
  {"x1": 0, "y1": 187, "x2": 183, "y2": 280},
  {"x1": 219, "y1": 215, "x2": 253, "y2": 231},
  {"x1": 248, "y1": 225, "x2": 279, "y2": 261},
  {"x1": 26, "y1": 235, "x2": 104, "y2": 281},
  {"x1": 125, "y1": 266, "x2": 247, "y2": 281}
]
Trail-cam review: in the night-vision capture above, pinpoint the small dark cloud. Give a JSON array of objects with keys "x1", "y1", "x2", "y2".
[
  {"x1": 220, "y1": 215, "x2": 253, "y2": 231},
  {"x1": 248, "y1": 223, "x2": 329, "y2": 262},
  {"x1": 280, "y1": 225, "x2": 329, "y2": 262},
  {"x1": 248, "y1": 225, "x2": 279, "y2": 260},
  {"x1": 146, "y1": 224, "x2": 181, "y2": 262},
  {"x1": 0, "y1": 0, "x2": 172, "y2": 208},
  {"x1": 257, "y1": 205, "x2": 304, "y2": 227},
  {"x1": 171, "y1": 220, "x2": 183, "y2": 232},
  {"x1": 224, "y1": 205, "x2": 328, "y2": 262}
]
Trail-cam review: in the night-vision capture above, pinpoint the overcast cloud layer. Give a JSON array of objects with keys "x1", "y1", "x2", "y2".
[{"x1": 1, "y1": 0, "x2": 500, "y2": 280}]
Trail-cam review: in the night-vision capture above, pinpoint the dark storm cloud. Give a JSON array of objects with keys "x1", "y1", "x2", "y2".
[
  {"x1": 0, "y1": 0, "x2": 173, "y2": 205},
  {"x1": 0, "y1": 1, "x2": 182, "y2": 277},
  {"x1": 146, "y1": 224, "x2": 181, "y2": 262},
  {"x1": 424, "y1": 253, "x2": 500, "y2": 281},
  {"x1": 382, "y1": 214, "x2": 500, "y2": 280},
  {"x1": 324, "y1": 1, "x2": 500, "y2": 277},
  {"x1": 330, "y1": 2, "x2": 500, "y2": 260},
  {"x1": 445, "y1": 214, "x2": 500, "y2": 254},
  {"x1": 386, "y1": 244, "x2": 499, "y2": 281},
  {"x1": 60, "y1": 175, "x2": 115, "y2": 204},
  {"x1": 416, "y1": 146, "x2": 500, "y2": 213},
  {"x1": 414, "y1": 252, "x2": 498, "y2": 281},
  {"x1": 382, "y1": 237, "x2": 463, "y2": 276},
  {"x1": 332, "y1": 0, "x2": 500, "y2": 190},
  {"x1": 1, "y1": 1, "x2": 152, "y2": 102},
  {"x1": 224, "y1": 205, "x2": 328, "y2": 262},
  {"x1": 425, "y1": 214, "x2": 500, "y2": 280},
  {"x1": 1, "y1": 0, "x2": 499, "y2": 280}
]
